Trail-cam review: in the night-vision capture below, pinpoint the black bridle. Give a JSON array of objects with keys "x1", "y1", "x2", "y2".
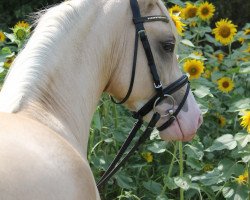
[{"x1": 97, "y1": 0, "x2": 189, "y2": 189}]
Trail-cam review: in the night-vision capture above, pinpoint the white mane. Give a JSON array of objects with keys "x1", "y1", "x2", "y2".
[{"x1": 0, "y1": 0, "x2": 101, "y2": 112}]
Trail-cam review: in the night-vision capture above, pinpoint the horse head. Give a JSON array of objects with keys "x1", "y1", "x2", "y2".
[{"x1": 106, "y1": 0, "x2": 203, "y2": 142}]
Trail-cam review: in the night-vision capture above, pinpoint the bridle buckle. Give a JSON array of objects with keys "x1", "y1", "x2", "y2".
[{"x1": 154, "y1": 82, "x2": 162, "y2": 89}]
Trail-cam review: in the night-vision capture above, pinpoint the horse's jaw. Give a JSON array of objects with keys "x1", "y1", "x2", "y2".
[{"x1": 158, "y1": 93, "x2": 203, "y2": 142}]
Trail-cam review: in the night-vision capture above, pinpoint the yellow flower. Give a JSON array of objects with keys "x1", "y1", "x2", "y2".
[
  {"x1": 182, "y1": 3, "x2": 198, "y2": 19},
  {"x1": 236, "y1": 175, "x2": 247, "y2": 185},
  {"x1": 236, "y1": 170, "x2": 248, "y2": 185},
  {"x1": 239, "y1": 28, "x2": 250, "y2": 44},
  {"x1": 169, "y1": 5, "x2": 182, "y2": 15},
  {"x1": 170, "y1": 11, "x2": 186, "y2": 36},
  {"x1": 215, "y1": 53, "x2": 225, "y2": 63},
  {"x1": 202, "y1": 69, "x2": 211, "y2": 79},
  {"x1": 217, "y1": 77, "x2": 234, "y2": 93},
  {"x1": 203, "y1": 163, "x2": 213, "y2": 172},
  {"x1": 193, "y1": 51, "x2": 203, "y2": 56},
  {"x1": 183, "y1": 59, "x2": 205, "y2": 80},
  {"x1": 189, "y1": 21, "x2": 197, "y2": 27},
  {"x1": 13, "y1": 21, "x2": 30, "y2": 41},
  {"x1": 213, "y1": 66, "x2": 219, "y2": 72},
  {"x1": 197, "y1": 2, "x2": 215, "y2": 21},
  {"x1": 141, "y1": 152, "x2": 153, "y2": 163},
  {"x1": 14, "y1": 21, "x2": 30, "y2": 30},
  {"x1": 217, "y1": 115, "x2": 226, "y2": 127},
  {"x1": 240, "y1": 111, "x2": 250, "y2": 133},
  {"x1": 244, "y1": 43, "x2": 250, "y2": 53},
  {"x1": 0, "y1": 31, "x2": 5, "y2": 42},
  {"x1": 3, "y1": 56, "x2": 15, "y2": 68},
  {"x1": 212, "y1": 19, "x2": 237, "y2": 45}
]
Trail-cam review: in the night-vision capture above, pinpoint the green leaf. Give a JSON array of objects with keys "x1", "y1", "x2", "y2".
[
  {"x1": 229, "y1": 98, "x2": 250, "y2": 112},
  {"x1": 4, "y1": 32, "x2": 16, "y2": 43},
  {"x1": 193, "y1": 85, "x2": 211, "y2": 98},
  {"x1": 184, "y1": 144, "x2": 204, "y2": 160},
  {"x1": 181, "y1": 39, "x2": 195, "y2": 47},
  {"x1": 222, "y1": 186, "x2": 234, "y2": 198},
  {"x1": 192, "y1": 169, "x2": 222, "y2": 186},
  {"x1": 163, "y1": 176, "x2": 178, "y2": 190},
  {"x1": 115, "y1": 173, "x2": 133, "y2": 189},
  {"x1": 217, "y1": 159, "x2": 244, "y2": 182},
  {"x1": 188, "y1": 53, "x2": 207, "y2": 61},
  {"x1": 205, "y1": 34, "x2": 221, "y2": 46},
  {"x1": 186, "y1": 157, "x2": 203, "y2": 170},
  {"x1": 167, "y1": 0, "x2": 185, "y2": 7},
  {"x1": 147, "y1": 141, "x2": 167, "y2": 153},
  {"x1": 222, "y1": 183, "x2": 248, "y2": 200},
  {"x1": 234, "y1": 132, "x2": 250, "y2": 148},
  {"x1": 156, "y1": 195, "x2": 169, "y2": 200},
  {"x1": 174, "y1": 177, "x2": 190, "y2": 190},
  {"x1": 143, "y1": 180, "x2": 163, "y2": 195},
  {"x1": 205, "y1": 134, "x2": 237, "y2": 152},
  {"x1": 92, "y1": 110, "x2": 102, "y2": 131}
]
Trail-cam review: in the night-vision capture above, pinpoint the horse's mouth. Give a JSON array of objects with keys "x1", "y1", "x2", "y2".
[{"x1": 158, "y1": 113, "x2": 203, "y2": 142}]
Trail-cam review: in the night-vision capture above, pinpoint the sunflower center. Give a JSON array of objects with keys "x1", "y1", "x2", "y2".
[
  {"x1": 187, "y1": 8, "x2": 197, "y2": 18},
  {"x1": 222, "y1": 81, "x2": 229, "y2": 88},
  {"x1": 201, "y1": 7, "x2": 209, "y2": 15},
  {"x1": 189, "y1": 67, "x2": 197, "y2": 75},
  {"x1": 219, "y1": 25, "x2": 231, "y2": 38}
]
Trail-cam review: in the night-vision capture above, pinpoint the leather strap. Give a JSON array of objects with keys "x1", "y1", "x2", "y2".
[
  {"x1": 97, "y1": 112, "x2": 160, "y2": 189},
  {"x1": 97, "y1": 0, "x2": 190, "y2": 189}
]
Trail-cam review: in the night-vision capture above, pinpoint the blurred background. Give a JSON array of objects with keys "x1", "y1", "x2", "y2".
[{"x1": 0, "y1": 0, "x2": 250, "y2": 30}]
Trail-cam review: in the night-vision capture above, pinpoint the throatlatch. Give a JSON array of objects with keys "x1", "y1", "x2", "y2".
[{"x1": 97, "y1": 0, "x2": 189, "y2": 189}]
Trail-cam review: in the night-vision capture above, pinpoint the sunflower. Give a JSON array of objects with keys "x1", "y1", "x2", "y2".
[
  {"x1": 235, "y1": 170, "x2": 248, "y2": 185},
  {"x1": 13, "y1": 21, "x2": 30, "y2": 41},
  {"x1": 203, "y1": 163, "x2": 213, "y2": 172},
  {"x1": 3, "y1": 56, "x2": 15, "y2": 69},
  {"x1": 217, "y1": 114, "x2": 226, "y2": 127},
  {"x1": 212, "y1": 19, "x2": 237, "y2": 45},
  {"x1": 170, "y1": 11, "x2": 186, "y2": 35},
  {"x1": 14, "y1": 21, "x2": 30, "y2": 30},
  {"x1": 182, "y1": 3, "x2": 198, "y2": 19},
  {"x1": 0, "y1": 31, "x2": 5, "y2": 42},
  {"x1": 202, "y1": 69, "x2": 211, "y2": 79},
  {"x1": 217, "y1": 77, "x2": 234, "y2": 93},
  {"x1": 183, "y1": 59, "x2": 205, "y2": 80},
  {"x1": 244, "y1": 43, "x2": 250, "y2": 53},
  {"x1": 197, "y1": 2, "x2": 215, "y2": 21},
  {"x1": 215, "y1": 52, "x2": 224, "y2": 63},
  {"x1": 141, "y1": 152, "x2": 153, "y2": 163},
  {"x1": 240, "y1": 111, "x2": 250, "y2": 133},
  {"x1": 239, "y1": 28, "x2": 250, "y2": 44},
  {"x1": 236, "y1": 175, "x2": 247, "y2": 185},
  {"x1": 169, "y1": 5, "x2": 182, "y2": 15}
]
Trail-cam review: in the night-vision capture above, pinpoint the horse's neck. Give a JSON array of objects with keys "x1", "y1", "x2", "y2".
[{"x1": 0, "y1": 0, "x2": 127, "y2": 157}]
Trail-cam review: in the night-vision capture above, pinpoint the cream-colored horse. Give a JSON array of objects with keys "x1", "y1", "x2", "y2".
[{"x1": 0, "y1": 0, "x2": 202, "y2": 199}]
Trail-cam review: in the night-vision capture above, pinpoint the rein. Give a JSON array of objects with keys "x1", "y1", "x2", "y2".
[{"x1": 97, "y1": 0, "x2": 189, "y2": 189}]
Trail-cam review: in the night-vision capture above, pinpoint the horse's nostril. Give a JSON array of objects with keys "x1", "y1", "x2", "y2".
[{"x1": 198, "y1": 114, "x2": 203, "y2": 128}]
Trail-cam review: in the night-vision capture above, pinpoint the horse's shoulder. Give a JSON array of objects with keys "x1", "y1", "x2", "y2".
[{"x1": 0, "y1": 112, "x2": 97, "y2": 200}]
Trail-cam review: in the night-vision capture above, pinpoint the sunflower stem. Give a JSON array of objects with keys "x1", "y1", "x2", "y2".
[
  {"x1": 179, "y1": 141, "x2": 184, "y2": 200},
  {"x1": 248, "y1": 162, "x2": 250, "y2": 200},
  {"x1": 161, "y1": 142, "x2": 178, "y2": 195},
  {"x1": 228, "y1": 43, "x2": 232, "y2": 57}
]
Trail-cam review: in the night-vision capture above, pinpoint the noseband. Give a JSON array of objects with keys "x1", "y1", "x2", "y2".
[{"x1": 97, "y1": 0, "x2": 189, "y2": 189}]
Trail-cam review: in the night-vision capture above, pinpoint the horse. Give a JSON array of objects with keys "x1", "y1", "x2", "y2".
[{"x1": 0, "y1": 0, "x2": 203, "y2": 199}]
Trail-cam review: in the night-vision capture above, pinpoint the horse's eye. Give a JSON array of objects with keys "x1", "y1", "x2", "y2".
[{"x1": 161, "y1": 41, "x2": 175, "y2": 53}]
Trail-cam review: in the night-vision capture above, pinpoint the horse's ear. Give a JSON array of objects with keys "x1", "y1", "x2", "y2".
[{"x1": 137, "y1": 0, "x2": 157, "y2": 14}]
